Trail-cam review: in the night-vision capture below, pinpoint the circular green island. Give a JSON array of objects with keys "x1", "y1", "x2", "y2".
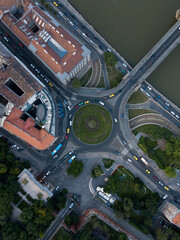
[{"x1": 73, "y1": 104, "x2": 112, "y2": 144}]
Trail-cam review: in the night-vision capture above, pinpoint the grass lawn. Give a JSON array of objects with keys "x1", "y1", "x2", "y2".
[
  {"x1": 80, "y1": 68, "x2": 92, "y2": 86},
  {"x1": 106, "y1": 65, "x2": 123, "y2": 88},
  {"x1": 73, "y1": 104, "x2": 112, "y2": 144},
  {"x1": 128, "y1": 109, "x2": 158, "y2": 120},
  {"x1": 128, "y1": 90, "x2": 148, "y2": 104},
  {"x1": 97, "y1": 75, "x2": 105, "y2": 88},
  {"x1": 132, "y1": 124, "x2": 172, "y2": 139}
]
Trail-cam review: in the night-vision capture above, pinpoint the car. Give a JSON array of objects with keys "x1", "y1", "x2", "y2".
[
  {"x1": 114, "y1": 118, "x2": 118, "y2": 123},
  {"x1": 121, "y1": 114, "x2": 124, "y2": 118},
  {"x1": 53, "y1": 155, "x2": 58, "y2": 159},
  {"x1": 53, "y1": 2, "x2": 58, "y2": 6},
  {"x1": 99, "y1": 101, "x2": 104, "y2": 106},
  {"x1": 150, "y1": 54, "x2": 155, "y2": 59},
  {"x1": 177, "y1": 183, "x2": 180, "y2": 186},
  {"x1": 147, "y1": 86, "x2": 152, "y2": 90},
  {"x1": 69, "y1": 151, "x2": 73, "y2": 155},
  {"x1": 138, "y1": 68, "x2": 143, "y2": 72},
  {"x1": 65, "y1": 134, "x2": 68, "y2": 139},
  {"x1": 59, "y1": 11, "x2": 63, "y2": 16},
  {"x1": 156, "y1": 94, "x2": 161, "y2": 99},
  {"x1": 69, "y1": 121, "x2": 72, "y2": 126},
  {"x1": 165, "y1": 102, "x2": 169, "y2": 106},
  {"x1": 30, "y1": 64, "x2": 35, "y2": 68},
  {"x1": 90, "y1": 40, "x2": 94, "y2": 45},
  {"x1": 49, "y1": 82, "x2": 53, "y2": 87},
  {"x1": 67, "y1": 106, "x2": 71, "y2": 110},
  {"x1": 40, "y1": 74, "x2": 44, "y2": 78},
  {"x1": 175, "y1": 115, "x2": 179, "y2": 119},
  {"x1": 35, "y1": 68, "x2": 40, "y2": 73},
  {"x1": 5, "y1": 33, "x2": 9, "y2": 37},
  {"x1": 69, "y1": 114, "x2": 72, "y2": 119},
  {"x1": 164, "y1": 106, "x2": 168, "y2": 110},
  {"x1": 140, "y1": 87, "x2": 144, "y2": 92},
  {"x1": 127, "y1": 158, "x2": 132, "y2": 163},
  {"x1": 107, "y1": 48, "x2": 112, "y2": 52},
  {"x1": 164, "y1": 186, "x2": 169, "y2": 191},
  {"x1": 122, "y1": 140, "x2": 127, "y2": 145},
  {"x1": 146, "y1": 169, "x2": 150, "y2": 174},
  {"x1": 63, "y1": 99, "x2": 67, "y2": 104},
  {"x1": 163, "y1": 194, "x2": 168, "y2": 199},
  {"x1": 122, "y1": 63, "x2": 127, "y2": 67},
  {"x1": 44, "y1": 78, "x2": 49, "y2": 83},
  {"x1": 82, "y1": 33, "x2": 87, "y2": 38},
  {"x1": 115, "y1": 151, "x2": 120, "y2": 156},
  {"x1": 153, "y1": 176, "x2": 158, "y2": 180},
  {"x1": 19, "y1": 42, "x2": 24, "y2": 48},
  {"x1": 67, "y1": 128, "x2": 70, "y2": 133},
  {"x1": 46, "y1": 171, "x2": 50, "y2": 176},
  {"x1": 4, "y1": 36, "x2": 9, "y2": 42},
  {"x1": 64, "y1": 12, "x2": 69, "y2": 17},
  {"x1": 79, "y1": 102, "x2": 84, "y2": 106},
  {"x1": 171, "y1": 111, "x2": 175, "y2": 116},
  {"x1": 145, "y1": 92, "x2": 150, "y2": 97},
  {"x1": 85, "y1": 100, "x2": 89, "y2": 104},
  {"x1": 75, "y1": 105, "x2": 78, "y2": 109},
  {"x1": 133, "y1": 156, "x2": 138, "y2": 160},
  {"x1": 147, "y1": 62, "x2": 152, "y2": 68},
  {"x1": 109, "y1": 94, "x2": 114, "y2": 98},
  {"x1": 69, "y1": 203, "x2": 74, "y2": 209},
  {"x1": 55, "y1": 186, "x2": 59, "y2": 191},
  {"x1": 159, "y1": 181, "x2": 164, "y2": 186}
]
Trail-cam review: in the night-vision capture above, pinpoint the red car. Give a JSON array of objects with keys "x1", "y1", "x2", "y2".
[
  {"x1": 153, "y1": 176, "x2": 158, "y2": 181},
  {"x1": 75, "y1": 105, "x2": 78, "y2": 109},
  {"x1": 5, "y1": 33, "x2": 9, "y2": 37},
  {"x1": 19, "y1": 42, "x2": 24, "y2": 48},
  {"x1": 65, "y1": 134, "x2": 68, "y2": 139}
]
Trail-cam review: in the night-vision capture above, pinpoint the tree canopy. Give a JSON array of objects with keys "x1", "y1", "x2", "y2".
[
  {"x1": 67, "y1": 160, "x2": 83, "y2": 177},
  {"x1": 103, "y1": 52, "x2": 118, "y2": 66}
]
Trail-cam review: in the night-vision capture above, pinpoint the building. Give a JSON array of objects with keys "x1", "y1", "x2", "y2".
[
  {"x1": 18, "y1": 168, "x2": 53, "y2": 201},
  {"x1": 0, "y1": 0, "x2": 91, "y2": 85},
  {"x1": 0, "y1": 42, "x2": 56, "y2": 149},
  {"x1": 161, "y1": 201, "x2": 180, "y2": 228}
]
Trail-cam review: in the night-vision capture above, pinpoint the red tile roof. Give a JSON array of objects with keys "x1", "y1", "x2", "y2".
[
  {"x1": 0, "y1": 0, "x2": 86, "y2": 76},
  {"x1": 172, "y1": 213, "x2": 180, "y2": 228},
  {"x1": 3, "y1": 107, "x2": 55, "y2": 150},
  {"x1": 0, "y1": 57, "x2": 42, "y2": 108}
]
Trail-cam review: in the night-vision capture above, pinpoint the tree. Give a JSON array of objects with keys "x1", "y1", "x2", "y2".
[
  {"x1": 72, "y1": 78, "x2": 82, "y2": 88},
  {"x1": 103, "y1": 52, "x2": 118, "y2": 66},
  {"x1": 156, "y1": 229, "x2": 168, "y2": 240},
  {"x1": 0, "y1": 163, "x2": 7, "y2": 173},
  {"x1": 144, "y1": 217, "x2": 152, "y2": 227},
  {"x1": 166, "y1": 137, "x2": 180, "y2": 168},
  {"x1": 122, "y1": 198, "x2": 133, "y2": 212},
  {"x1": 67, "y1": 159, "x2": 83, "y2": 177},
  {"x1": 164, "y1": 166, "x2": 176, "y2": 178},
  {"x1": 20, "y1": 207, "x2": 33, "y2": 223},
  {"x1": 91, "y1": 165, "x2": 104, "y2": 178}
]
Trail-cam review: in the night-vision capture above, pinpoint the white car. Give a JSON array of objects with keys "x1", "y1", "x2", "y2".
[
  {"x1": 46, "y1": 171, "x2": 50, "y2": 176},
  {"x1": 159, "y1": 181, "x2": 164, "y2": 186},
  {"x1": 67, "y1": 106, "x2": 71, "y2": 110},
  {"x1": 147, "y1": 86, "x2": 152, "y2": 90},
  {"x1": 123, "y1": 63, "x2": 127, "y2": 67},
  {"x1": 82, "y1": 33, "x2": 87, "y2": 38},
  {"x1": 90, "y1": 40, "x2": 94, "y2": 45},
  {"x1": 146, "y1": 92, "x2": 150, "y2": 97},
  {"x1": 127, "y1": 158, "x2": 132, "y2": 163},
  {"x1": 171, "y1": 111, "x2": 175, "y2": 116},
  {"x1": 69, "y1": 151, "x2": 73, "y2": 155},
  {"x1": 114, "y1": 118, "x2": 118, "y2": 123},
  {"x1": 4, "y1": 36, "x2": 9, "y2": 42},
  {"x1": 177, "y1": 183, "x2": 180, "y2": 186},
  {"x1": 69, "y1": 114, "x2": 72, "y2": 119},
  {"x1": 99, "y1": 101, "x2": 104, "y2": 106},
  {"x1": 122, "y1": 140, "x2": 127, "y2": 145},
  {"x1": 175, "y1": 115, "x2": 179, "y2": 119},
  {"x1": 53, "y1": 155, "x2": 58, "y2": 159},
  {"x1": 165, "y1": 102, "x2": 169, "y2": 106},
  {"x1": 163, "y1": 195, "x2": 168, "y2": 200},
  {"x1": 30, "y1": 64, "x2": 35, "y2": 68},
  {"x1": 70, "y1": 121, "x2": 72, "y2": 126},
  {"x1": 140, "y1": 87, "x2": 144, "y2": 92},
  {"x1": 55, "y1": 186, "x2": 59, "y2": 191},
  {"x1": 59, "y1": 11, "x2": 63, "y2": 16}
]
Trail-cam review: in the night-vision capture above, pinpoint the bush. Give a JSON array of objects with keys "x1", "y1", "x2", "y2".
[
  {"x1": 102, "y1": 158, "x2": 114, "y2": 169},
  {"x1": 91, "y1": 165, "x2": 104, "y2": 178},
  {"x1": 103, "y1": 52, "x2": 118, "y2": 66},
  {"x1": 67, "y1": 160, "x2": 83, "y2": 177},
  {"x1": 164, "y1": 166, "x2": 177, "y2": 178},
  {"x1": 18, "y1": 200, "x2": 29, "y2": 210}
]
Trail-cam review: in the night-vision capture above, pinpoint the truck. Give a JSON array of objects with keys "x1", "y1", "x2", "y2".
[{"x1": 140, "y1": 157, "x2": 149, "y2": 166}]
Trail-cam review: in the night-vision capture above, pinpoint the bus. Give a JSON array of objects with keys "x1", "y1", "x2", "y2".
[
  {"x1": 68, "y1": 155, "x2": 76, "y2": 163},
  {"x1": 52, "y1": 144, "x2": 62, "y2": 156},
  {"x1": 140, "y1": 157, "x2": 149, "y2": 166}
]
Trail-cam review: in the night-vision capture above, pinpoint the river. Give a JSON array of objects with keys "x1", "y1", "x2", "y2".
[{"x1": 69, "y1": 0, "x2": 180, "y2": 107}]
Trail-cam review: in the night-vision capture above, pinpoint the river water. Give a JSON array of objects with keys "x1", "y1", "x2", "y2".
[{"x1": 69, "y1": 0, "x2": 180, "y2": 107}]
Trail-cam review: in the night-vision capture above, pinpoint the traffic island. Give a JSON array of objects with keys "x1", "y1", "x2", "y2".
[{"x1": 73, "y1": 104, "x2": 112, "y2": 144}]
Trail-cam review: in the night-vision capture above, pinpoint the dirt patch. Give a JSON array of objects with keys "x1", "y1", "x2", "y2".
[{"x1": 157, "y1": 138, "x2": 167, "y2": 151}]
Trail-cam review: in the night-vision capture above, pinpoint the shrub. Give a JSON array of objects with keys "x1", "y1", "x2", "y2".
[
  {"x1": 91, "y1": 165, "x2": 104, "y2": 178},
  {"x1": 102, "y1": 158, "x2": 114, "y2": 169}
]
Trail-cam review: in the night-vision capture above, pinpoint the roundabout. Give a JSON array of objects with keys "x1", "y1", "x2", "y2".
[{"x1": 73, "y1": 104, "x2": 112, "y2": 144}]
